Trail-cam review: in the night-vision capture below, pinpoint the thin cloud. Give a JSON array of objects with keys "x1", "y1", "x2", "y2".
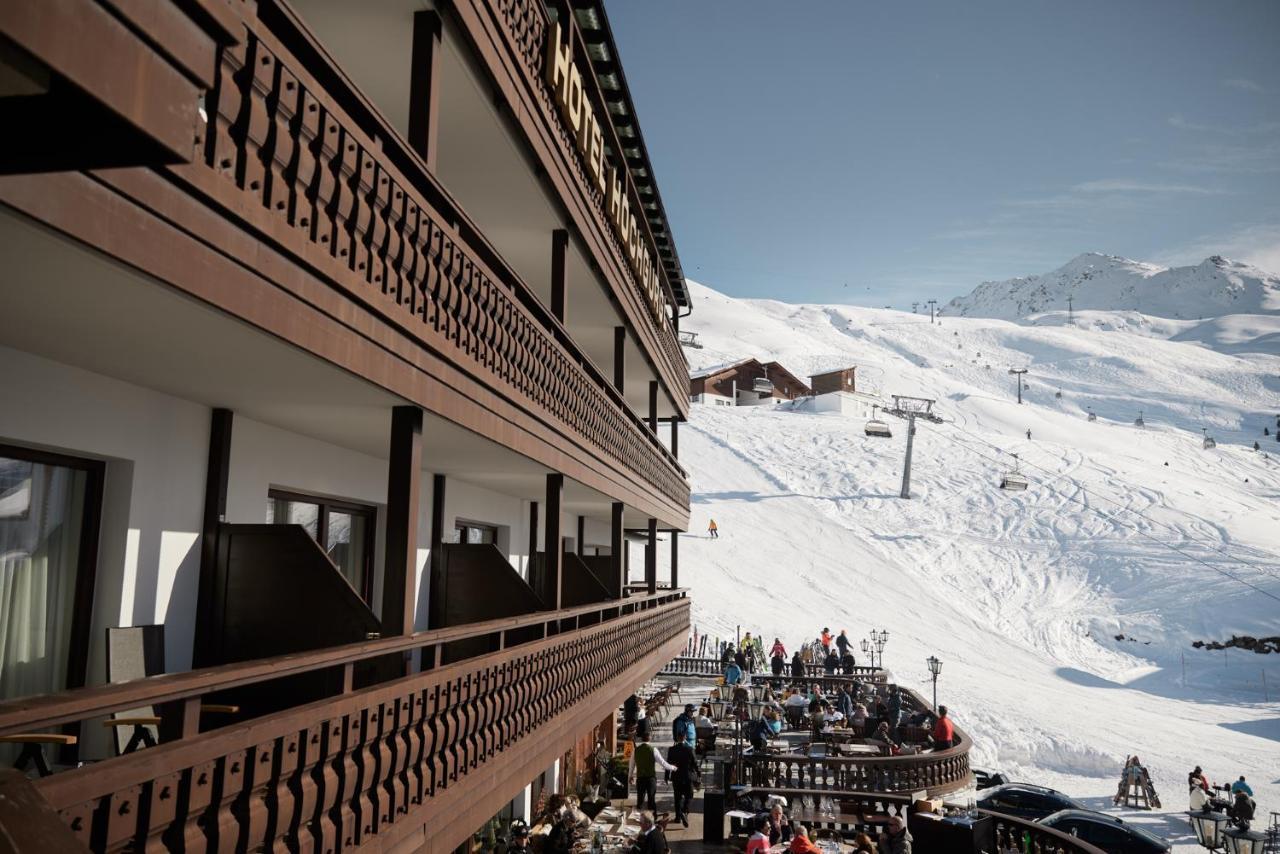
[
  {"x1": 1072, "y1": 179, "x2": 1227, "y2": 195},
  {"x1": 1168, "y1": 114, "x2": 1280, "y2": 135},
  {"x1": 1154, "y1": 223, "x2": 1280, "y2": 274},
  {"x1": 1223, "y1": 78, "x2": 1265, "y2": 94}
]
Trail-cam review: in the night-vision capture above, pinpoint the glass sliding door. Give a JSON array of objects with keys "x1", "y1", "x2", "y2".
[
  {"x1": 266, "y1": 490, "x2": 375, "y2": 604},
  {"x1": 0, "y1": 445, "x2": 103, "y2": 701}
]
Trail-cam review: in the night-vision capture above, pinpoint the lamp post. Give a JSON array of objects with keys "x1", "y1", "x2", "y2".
[
  {"x1": 869, "y1": 630, "x2": 889, "y2": 669},
  {"x1": 860, "y1": 638, "x2": 870, "y2": 665},
  {"x1": 927, "y1": 656, "x2": 943, "y2": 711},
  {"x1": 1222, "y1": 827, "x2": 1267, "y2": 854},
  {"x1": 1187, "y1": 810, "x2": 1228, "y2": 851}
]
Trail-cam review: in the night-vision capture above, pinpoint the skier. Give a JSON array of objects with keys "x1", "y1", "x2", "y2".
[
  {"x1": 1026, "y1": 428, "x2": 1032, "y2": 440},
  {"x1": 769, "y1": 638, "x2": 787, "y2": 676},
  {"x1": 707, "y1": 518, "x2": 718, "y2": 538}
]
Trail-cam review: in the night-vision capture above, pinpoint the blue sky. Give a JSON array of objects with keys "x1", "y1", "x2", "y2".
[{"x1": 605, "y1": 1, "x2": 1280, "y2": 306}]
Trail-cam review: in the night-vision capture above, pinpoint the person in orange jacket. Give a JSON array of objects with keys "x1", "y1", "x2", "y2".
[
  {"x1": 820, "y1": 628, "x2": 833, "y2": 652},
  {"x1": 932, "y1": 705, "x2": 955, "y2": 750},
  {"x1": 708, "y1": 519, "x2": 719, "y2": 538},
  {"x1": 788, "y1": 826, "x2": 822, "y2": 854}
]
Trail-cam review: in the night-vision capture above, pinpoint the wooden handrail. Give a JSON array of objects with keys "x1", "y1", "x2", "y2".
[{"x1": 0, "y1": 589, "x2": 689, "y2": 737}]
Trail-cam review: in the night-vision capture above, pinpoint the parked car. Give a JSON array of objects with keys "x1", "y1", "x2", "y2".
[
  {"x1": 973, "y1": 767, "x2": 1011, "y2": 790},
  {"x1": 1039, "y1": 809, "x2": 1171, "y2": 853},
  {"x1": 977, "y1": 783, "x2": 1085, "y2": 820}
]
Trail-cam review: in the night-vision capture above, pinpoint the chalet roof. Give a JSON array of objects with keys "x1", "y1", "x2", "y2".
[
  {"x1": 689, "y1": 358, "x2": 759, "y2": 380},
  {"x1": 810, "y1": 365, "x2": 858, "y2": 380}
]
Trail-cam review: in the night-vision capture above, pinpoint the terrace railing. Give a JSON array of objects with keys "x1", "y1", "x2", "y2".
[
  {"x1": 658, "y1": 656, "x2": 887, "y2": 686},
  {"x1": 0, "y1": 591, "x2": 690, "y2": 852}
]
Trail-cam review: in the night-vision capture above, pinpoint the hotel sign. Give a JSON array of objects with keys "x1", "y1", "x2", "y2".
[{"x1": 545, "y1": 22, "x2": 666, "y2": 326}]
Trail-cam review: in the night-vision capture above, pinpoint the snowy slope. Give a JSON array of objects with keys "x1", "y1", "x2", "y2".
[
  {"x1": 945, "y1": 252, "x2": 1280, "y2": 324},
  {"x1": 674, "y1": 280, "x2": 1280, "y2": 851}
]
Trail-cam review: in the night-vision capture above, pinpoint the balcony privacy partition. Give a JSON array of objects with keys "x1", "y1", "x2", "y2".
[{"x1": 0, "y1": 591, "x2": 690, "y2": 852}]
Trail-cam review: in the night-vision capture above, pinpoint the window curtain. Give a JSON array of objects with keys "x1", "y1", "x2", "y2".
[{"x1": 0, "y1": 457, "x2": 86, "y2": 702}]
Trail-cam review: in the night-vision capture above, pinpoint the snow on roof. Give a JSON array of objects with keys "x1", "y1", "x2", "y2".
[{"x1": 689, "y1": 358, "x2": 758, "y2": 379}]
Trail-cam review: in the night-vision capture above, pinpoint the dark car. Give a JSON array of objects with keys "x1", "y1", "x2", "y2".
[
  {"x1": 977, "y1": 783, "x2": 1085, "y2": 820},
  {"x1": 1039, "y1": 809, "x2": 1171, "y2": 853}
]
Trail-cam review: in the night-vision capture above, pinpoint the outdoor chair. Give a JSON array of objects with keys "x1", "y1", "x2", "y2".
[{"x1": 104, "y1": 625, "x2": 238, "y2": 755}]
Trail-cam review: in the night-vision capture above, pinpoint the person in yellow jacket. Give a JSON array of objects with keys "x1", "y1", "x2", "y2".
[{"x1": 708, "y1": 518, "x2": 719, "y2": 538}]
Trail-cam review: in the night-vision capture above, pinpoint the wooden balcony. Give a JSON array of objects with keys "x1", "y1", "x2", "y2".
[
  {"x1": 0, "y1": 0, "x2": 689, "y2": 528},
  {"x1": 0, "y1": 591, "x2": 691, "y2": 853}
]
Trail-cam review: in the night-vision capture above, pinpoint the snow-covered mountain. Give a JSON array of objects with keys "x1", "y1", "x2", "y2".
[
  {"x1": 945, "y1": 252, "x2": 1280, "y2": 321},
  {"x1": 670, "y1": 280, "x2": 1280, "y2": 851}
]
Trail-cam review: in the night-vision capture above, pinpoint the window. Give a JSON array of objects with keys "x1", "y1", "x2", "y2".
[
  {"x1": 0, "y1": 444, "x2": 103, "y2": 702},
  {"x1": 454, "y1": 521, "x2": 497, "y2": 545},
  {"x1": 266, "y1": 489, "x2": 375, "y2": 603}
]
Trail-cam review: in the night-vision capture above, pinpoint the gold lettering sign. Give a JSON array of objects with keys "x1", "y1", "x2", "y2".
[{"x1": 546, "y1": 21, "x2": 666, "y2": 326}]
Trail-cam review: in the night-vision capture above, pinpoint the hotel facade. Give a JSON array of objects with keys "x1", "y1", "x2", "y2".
[{"x1": 0, "y1": 0, "x2": 691, "y2": 849}]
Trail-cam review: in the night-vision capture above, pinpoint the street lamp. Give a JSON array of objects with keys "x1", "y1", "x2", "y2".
[
  {"x1": 1186, "y1": 810, "x2": 1228, "y2": 850},
  {"x1": 1223, "y1": 828, "x2": 1267, "y2": 854},
  {"x1": 927, "y1": 656, "x2": 943, "y2": 711},
  {"x1": 869, "y1": 630, "x2": 889, "y2": 669},
  {"x1": 860, "y1": 638, "x2": 870, "y2": 663}
]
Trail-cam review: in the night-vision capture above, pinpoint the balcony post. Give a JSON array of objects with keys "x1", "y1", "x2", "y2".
[
  {"x1": 648, "y1": 381, "x2": 658, "y2": 432},
  {"x1": 576, "y1": 515, "x2": 585, "y2": 556},
  {"x1": 427, "y1": 474, "x2": 446, "y2": 629},
  {"x1": 408, "y1": 11, "x2": 443, "y2": 171},
  {"x1": 193, "y1": 407, "x2": 233, "y2": 668},
  {"x1": 551, "y1": 228, "x2": 568, "y2": 323},
  {"x1": 383, "y1": 406, "x2": 423, "y2": 636},
  {"x1": 670, "y1": 529, "x2": 678, "y2": 589},
  {"x1": 613, "y1": 326, "x2": 625, "y2": 394},
  {"x1": 610, "y1": 502, "x2": 624, "y2": 599},
  {"x1": 528, "y1": 500, "x2": 538, "y2": 584},
  {"x1": 671, "y1": 418, "x2": 679, "y2": 458},
  {"x1": 544, "y1": 475, "x2": 564, "y2": 608},
  {"x1": 645, "y1": 518, "x2": 657, "y2": 595}
]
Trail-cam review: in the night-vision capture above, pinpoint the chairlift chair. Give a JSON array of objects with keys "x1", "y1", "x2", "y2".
[
  {"x1": 864, "y1": 405, "x2": 892, "y2": 438},
  {"x1": 1055, "y1": 389, "x2": 1062, "y2": 399},
  {"x1": 999, "y1": 454, "x2": 1029, "y2": 491},
  {"x1": 1087, "y1": 408, "x2": 1097, "y2": 422},
  {"x1": 1134, "y1": 410, "x2": 1145, "y2": 428},
  {"x1": 1202, "y1": 428, "x2": 1216, "y2": 450}
]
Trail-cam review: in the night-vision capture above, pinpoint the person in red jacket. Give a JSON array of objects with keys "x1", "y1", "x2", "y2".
[{"x1": 932, "y1": 705, "x2": 955, "y2": 750}]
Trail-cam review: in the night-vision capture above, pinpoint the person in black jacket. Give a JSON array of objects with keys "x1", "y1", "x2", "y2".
[
  {"x1": 790, "y1": 651, "x2": 805, "y2": 681},
  {"x1": 823, "y1": 650, "x2": 840, "y2": 675},
  {"x1": 631, "y1": 812, "x2": 667, "y2": 854},
  {"x1": 667, "y1": 737, "x2": 698, "y2": 826}
]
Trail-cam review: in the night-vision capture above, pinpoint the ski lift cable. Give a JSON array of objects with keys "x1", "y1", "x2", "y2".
[
  {"x1": 940, "y1": 420, "x2": 1280, "y2": 580},
  {"x1": 930, "y1": 427, "x2": 1280, "y2": 598}
]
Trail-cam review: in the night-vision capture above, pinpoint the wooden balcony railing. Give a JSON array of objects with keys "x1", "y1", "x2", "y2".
[
  {"x1": 740, "y1": 745, "x2": 972, "y2": 799},
  {"x1": 475, "y1": 0, "x2": 689, "y2": 392},
  {"x1": 177, "y1": 0, "x2": 687, "y2": 515},
  {"x1": 729, "y1": 791, "x2": 1106, "y2": 854},
  {"x1": 0, "y1": 591, "x2": 690, "y2": 852}
]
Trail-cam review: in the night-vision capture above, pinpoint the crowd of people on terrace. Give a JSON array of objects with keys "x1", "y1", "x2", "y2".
[{"x1": 1188, "y1": 765, "x2": 1259, "y2": 832}]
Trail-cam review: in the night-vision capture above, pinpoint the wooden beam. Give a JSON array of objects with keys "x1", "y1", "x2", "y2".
[
  {"x1": 551, "y1": 228, "x2": 568, "y2": 323},
  {"x1": 670, "y1": 529, "x2": 678, "y2": 589},
  {"x1": 543, "y1": 475, "x2": 564, "y2": 609},
  {"x1": 576, "y1": 515, "x2": 585, "y2": 556},
  {"x1": 528, "y1": 501, "x2": 538, "y2": 583},
  {"x1": 382, "y1": 406, "x2": 423, "y2": 636},
  {"x1": 408, "y1": 10, "x2": 443, "y2": 170},
  {"x1": 427, "y1": 474, "x2": 447, "y2": 630},
  {"x1": 613, "y1": 326, "x2": 625, "y2": 394},
  {"x1": 671, "y1": 418, "x2": 679, "y2": 459},
  {"x1": 645, "y1": 518, "x2": 657, "y2": 595},
  {"x1": 610, "y1": 503, "x2": 624, "y2": 600},
  {"x1": 193, "y1": 407, "x2": 233, "y2": 668},
  {"x1": 648, "y1": 380, "x2": 658, "y2": 432}
]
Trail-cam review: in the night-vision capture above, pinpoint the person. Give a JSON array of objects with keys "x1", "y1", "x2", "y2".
[
  {"x1": 631, "y1": 812, "x2": 667, "y2": 854},
  {"x1": 851, "y1": 703, "x2": 869, "y2": 730},
  {"x1": 886, "y1": 688, "x2": 904, "y2": 739},
  {"x1": 734, "y1": 648, "x2": 748, "y2": 671},
  {"x1": 877, "y1": 814, "x2": 912, "y2": 854},
  {"x1": 667, "y1": 736, "x2": 697, "y2": 827},
  {"x1": 869, "y1": 721, "x2": 896, "y2": 755},
  {"x1": 809, "y1": 699, "x2": 827, "y2": 738},
  {"x1": 1189, "y1": 781, "x2": 1212, "y2": 812},
  {"x1": 931, "y1": 705, "x2": 954, "y2": 750},
  {"x1": 546, "y1": 811, "x2": 576, "y2": 854},
  {"x1": 744, "y1": 643, "x2": 758, "y2": 674},
  {"x1": 697, "y1": 705, "x2": 716, "y2": 728},
  {"x1": 1026, "y1": 429, "x2": 1032, "y2": 440},
  {"x1": 764, "y1": 803, "x2": 792, "y2": 846},
  {"x1": 823, "y1": 649, "x2": 839, "y2": 675},
  {"x1": 629, "y1": 733, "x2": 676, "y2": 813},
  {"x1": 1188, "y1": 766, "x2": 1210, "y2": 794},
  {"x1": 708, "y1": 519, "x2": 719, "y2": 538},
  {"x1": 820, "y1": 628, "x2": 833, "y2": 652},
  {"x1": 623, "y1": 694, "x2": 640, "y2": 732},
  {"x1": 790, "y1": 651, "x2": 805, "y2": 681},
  {"x1": 672, "y1": 704, "x2": 696, "y2": 745},
  {"x1": 724, "y1": 658, "x2": 744, "y2": 687},
  {"x1": 1231, "y1": 775, "x2": 1253, "y2": 797},
  {"x1": 789, "y1": 825, "x2": 821, "y2": 854},
  {"x1": 1231, "y1": 789, "x2": 1255, "y2": 830},
  {"x1": 748, "y1": 711, "x2": 780, "y2": 753},
  {"x1": 840, "y1": 651, "x2": 857, "y2": 674},
  {"x1": 771, "y1": 640, "x2": 787, "y2": 677},
  {"x1": 721, "y1": 643, "x2": 735, "y2": 666},
  {"x1": 508, "y1": 822, "x2": 533, "y2": 854},
  {"x1": 746, "y1": 816, "x2": 771, "y2": 854},
  {"x1": 852, "y1": 832, "x2": 876, "y2": 853},
  {"x1": 836, "y1": 686, "x2": 854, "y2": 720},
  {"x1": 635, "y1": 708, "x2": 651, "y2": 741},
  {"x1": 836, "y1": 630, "x2": 851, "y2": 657}
]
